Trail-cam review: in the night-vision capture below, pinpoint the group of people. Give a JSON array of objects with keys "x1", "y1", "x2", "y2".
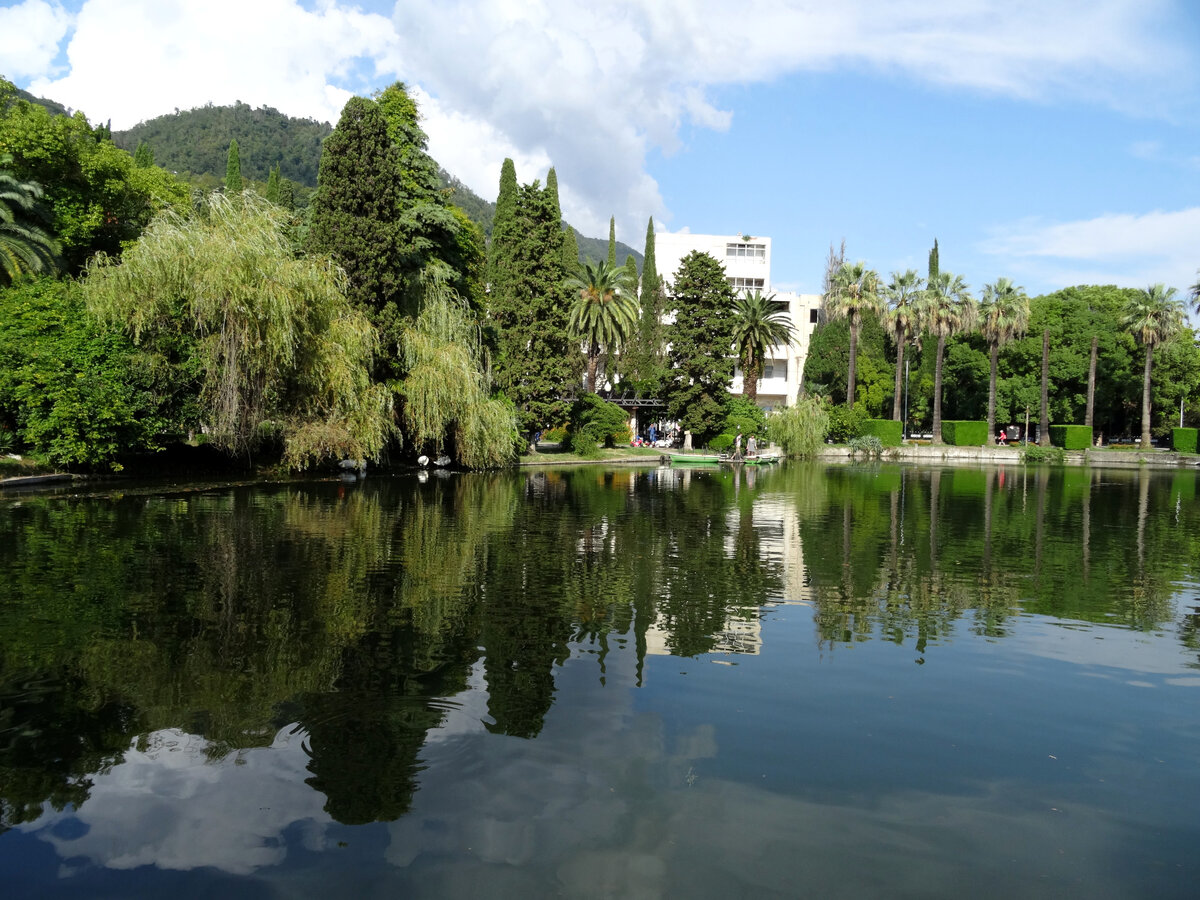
[{"x1": 734, "y1": 431, "x2": 759, "y2": 457}]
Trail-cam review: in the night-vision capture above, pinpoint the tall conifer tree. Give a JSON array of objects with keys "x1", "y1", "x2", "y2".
[
  {"x1": 225, "y1": 139, "x2": 242, "y2": 193},
  {"x1": 133, "y1": 141, "x2": 154, "y2": 168},
  {"x1": 607, "y1": 216, "x2": 617, "y2": 267},
  {"x1": 928, "y1": 238, "x2": 939, "y2": 284},
  {"x1": 487, "y1": 158, "x2": 519, "y2": 293},
  {"x1": 545, "y1": 167, "x2": 561, "y2": 221},
  {"x1": 640, "y1": 217, "x2": 659, "y2": 300},
  {"x1": 265, "y1": 165, "x2": 280, "y2": 204},
  {"x1": 277, "y1": 178, "x2": 294, "y2": 211}
]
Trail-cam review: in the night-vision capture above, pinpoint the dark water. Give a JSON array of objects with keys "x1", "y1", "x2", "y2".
[{"x1": 1, "y1": 463, "x2": 1198, "y2": 898}]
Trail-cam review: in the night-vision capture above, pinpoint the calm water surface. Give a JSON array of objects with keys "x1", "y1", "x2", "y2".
[{"x1": 1, "y1": 462, "x2": 1199, "y2": 898}]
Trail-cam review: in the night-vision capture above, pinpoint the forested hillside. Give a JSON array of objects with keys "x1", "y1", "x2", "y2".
[
  {"x1": 114, "y1": 102, "x2": 331, "y2": 186},
  {"x1": 113, "y1": 102, "x2": 641, "y2": 267}
]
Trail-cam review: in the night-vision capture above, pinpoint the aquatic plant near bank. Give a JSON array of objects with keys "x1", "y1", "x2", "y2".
[{"x1": 767, "y1": 397, "x2": 829, "y2": 458}]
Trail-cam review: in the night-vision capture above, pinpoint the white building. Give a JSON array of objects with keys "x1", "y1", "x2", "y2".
[{"x1": 654, "y1": 232, "x2": 821, "y2": 410}]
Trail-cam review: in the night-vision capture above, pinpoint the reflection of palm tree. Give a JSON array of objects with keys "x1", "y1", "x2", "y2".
[
  {"x1": 884, "y1": 270, "x2": 922, "y2": 421},
  {"x1": 1, "y1": 154, "x2": 60, "y2": 284},
  {"x1": 565, "y1": 260, "x2": 638, "y2": 393},
  {"x1": 732, "y1": 290, "x2": 794, "y2": 403},
  {"x1": 979, "y1": 277, "x2": 1029, "y2": 441},
  {"x1": 1122, "y1": 284, "x2": 1185, "y2": 447},
  {"x1": 916, "y1": 272, "x2": 976, "y2": 444},
  {"x1": 824, "y1": 261, "x2": 883, "y2": 407}
]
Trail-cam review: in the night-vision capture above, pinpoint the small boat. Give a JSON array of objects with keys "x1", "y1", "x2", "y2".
[{"x1": 664, "y1": 451, "x2": 723, "y2": 466}]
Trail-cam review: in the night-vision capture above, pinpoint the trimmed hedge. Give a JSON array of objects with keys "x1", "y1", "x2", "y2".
[
  {"x1": 941, "y1": 421, "x2": 988, "y2": 446},
  {"x1": 862, "y1": 419, "x2": 903, "y2": 447},
  {"x1": 1049, "y1": 424, "x2": 1092, "y2": 450},
  {"x1": 1173, "y1": 427, "x2": 1199, "y2": 454}
]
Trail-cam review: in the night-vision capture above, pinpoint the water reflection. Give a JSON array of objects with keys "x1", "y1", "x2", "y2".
[{"x1": 1, "y1": 462, "x2": 1199, "y2": 890}]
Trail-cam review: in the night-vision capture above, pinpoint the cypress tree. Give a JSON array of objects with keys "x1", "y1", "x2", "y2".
[
  {"x1": 133, "y1": 141, "x2": 154, "y2": 168},
  {"x1": 665, "y1": 251, "x2": 738, "y2": 441},
  {"x1": 306, "y1": 97, "x2": 405, "y2": 329},
  {"x1": 277, "y1": 178, "x2": 294, "y2": 211},
  {"x1": 640, "y1": 216, "x2": 659, "y2": 300},
  {"x1": 545, "y1": 166, "x2": 562, "y2": 222},
  {"x1": 225, "y1": 139, "x2": 242, "y2": 193},
  {"x1": 265, "y1": 165, "x2": 280, "y2": 204},
  {"x1": 607, "y1": 216, "x2": 617, "y2": 267},
  {"x1": 489, "y1": 179, "x2": 577, "y2": 433},
  {"x1": 487, "y1": 158, "x2": 519, "y2": 293},
  {"x1": 623, "y1": 256, "x2": 639, "y2": 290},
  {"x1": 928, "y1": 238, "x2": 939, "y2": 284},
  {"x1": 562, "y1": 225, "x2": 580, "y2": 272}
]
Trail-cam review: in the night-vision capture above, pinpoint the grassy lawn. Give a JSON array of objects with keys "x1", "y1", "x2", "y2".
[
  {"x1": 0, "y1": 455, "x2": 57, "y2": 479},
  {"x1": 520, "y1": 444, "x2": 665, "y2": 466}
]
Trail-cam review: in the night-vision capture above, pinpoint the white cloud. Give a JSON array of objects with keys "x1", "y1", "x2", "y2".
[
  {"x1": 979, "y1": 207, "x2": 1200, "y2": 292},
  {"x1": 26, "y1": 0, "x2": 400, "y2": 129},
  {"x1": 0, "y1": 0, "x2": 73, "y2": 79}
]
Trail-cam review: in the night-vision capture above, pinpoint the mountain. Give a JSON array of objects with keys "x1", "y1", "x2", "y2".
[{"x1": 114, "y1": 102, "x2": 642, "y2": 269}]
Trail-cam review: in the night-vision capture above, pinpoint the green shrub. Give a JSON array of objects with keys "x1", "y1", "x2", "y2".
[
  {"x1": 542, "y1": 424, "x2": 568, "y2": 442},
  {"x1": 568, "y1": 393, "x2": 630, "y2": 450},
  {"x1": 1172, "y1": 427, "x2": 1198, "y2": 454},
  {"x1": 709, "y1": 433, "x2": 735, "y2": 453},
  {"x1": 862, "y1": 419, "x2": 902, "y2": 447},
  {"x1": 941, "y1": 420, "x2": 988, "y2": 446},
  {"x1": 1022, "y1": 444, "x2": 1065, "y2": 465},
  {"x1": 570, "y1": 430, "x2": 600, "y2": 458},
  {"x1": 722, "y1": 395, "x2": 766, "y2": 440},
  {"x1": 1049, "y1": 424, "x2": 1092, "y2": 450},
  {"x1": 848, "y1": 434, "x2": 884, "y2": 458},
  {"x1": 826, "y1": 403, "x2": 867, "y2": 443}
]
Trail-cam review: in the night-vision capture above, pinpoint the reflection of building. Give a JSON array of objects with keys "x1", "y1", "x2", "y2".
[{"x1": 654, "y1": 232, "x2": 822, "y2": 410}]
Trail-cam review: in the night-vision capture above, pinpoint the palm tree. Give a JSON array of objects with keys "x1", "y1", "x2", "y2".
[
  {"x1": 884, "y1": 270, "x2": 923, "y2": 421},
  {"x1": 564, "y1": 259, "x2": 638, "y2": 393},
  {"x1": 731, "y1": 290, "x2": 795, "y2": 403},
  {"x1": 0, "y1": 154, "x2": 59, "y2": 285},
  {"x1": 1122, "y1": 284, "x2": 1185, "y2": 447},
  {"x1": 916, "y1": 271, "x2": 976, "y2": 444},
  {"x1": 1190, "y1": 270, "x2": 1199, "y2": 314},
  {"x1": 978, "y1": 277, "x2": 1030, "y2": 442},
  {"x1": 823, "y1": 261, "x2": 883, "y2": 407}
]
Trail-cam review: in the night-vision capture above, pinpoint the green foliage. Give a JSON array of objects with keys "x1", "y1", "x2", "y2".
[
  {"x1": 265, "y1": 164, "x2": 280, "y2": 203},
  {"x1": 709, "y1": 433, "x2": 735, "y2": 452},
  {"x1": 802, "y1": 314, "x2": 891, "y2": 413},
  {"x1": 862, "y1": 418, "x2": 903, "y2": 446},
  {"x1": 0, "y1": 153, "x2": 60, "y2": 284},
  {"x1": 224, "y1": 139, "x2": 242, "y2": 193},
  {"x1": 82, "y1": 192, "x2": 393, "y2": 468},
  {"x1": 562, "y1": 225, "x2": 580, "y2": 271},
  {"x1": 732, "y1": 290, "x2": 795, "y2": 402},
  {"x1": 723, "y1": 394, "x2": 767, "y2": 438},
  {"x1": 1049, "y1": 425, "x2": 1092, "y2": 450},
  {"x1": 397, "y1": 275, "x2": 518, "y2": 468},
  {"x1": 1022, "y1": 444, "x2": 1065, "y2": 464},
  {"x1": 0, "y1": 279, "x2": 183, "y2": 468},
  {"x1": 941, "y1": 420, "x2": 988, "y2": 445},
  {"x1": 0, "y1": 91, "x2": 191, "y2": 273},
  {"x1": 1172, "y1": 427, "x2": 1198, "y2": 454},
  {"x1": 607, "y1": 216, "x2": 616, "y2": 267},
  {"x1": 826, "y1": 402, "x2": 868, "y2": 443},
  {"x1": 132, "y1": 141, "x2": 153, "y2": 168},
  {"x1": 568, "y1": 393, "x2": 631, "y2": 454},
  {"x1": 665, "y1": 251, "x2": 737, "y2": 441},
  {"x1": 766, "y1": 397, "x2": 829, "y2": 458}
]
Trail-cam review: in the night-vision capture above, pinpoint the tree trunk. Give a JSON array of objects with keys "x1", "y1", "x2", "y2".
[
  {"x1": 1039, "y1": 328, "x2": 1050, "y2": 446},
  {"x1": 891, "y1": 335, "x2": 905, "y2": 421},
  {"x1": 743, "y1": 351, "x2": 759, "y2": 403},
  {"x1": 1141, "y1": 343, "x2": 1153, "y2": 447},
  {"x1": 1085, "y1": 335, "x2": 1098, "y2": 428},
  {"x1": 986, "y1": 342, "x2": 999, "y2": 442},
  {"x1": 932, "y1": 334, "x2": 946, "y2": 444},
  {"x1": 586, "y1": 342, "x2": 599, "y2": 393},
  {"x1": 846, "y1": 318, "x2": 859, "y2": 407}
]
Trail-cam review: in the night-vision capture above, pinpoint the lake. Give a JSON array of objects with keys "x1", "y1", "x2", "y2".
[{"x1": 1, "y1": 462, "x2": 1198, "y2": 898}]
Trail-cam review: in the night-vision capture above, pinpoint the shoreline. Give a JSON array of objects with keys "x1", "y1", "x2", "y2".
[{"x1": 816, "y1": 443, "x2": 1200, "y2": 470}]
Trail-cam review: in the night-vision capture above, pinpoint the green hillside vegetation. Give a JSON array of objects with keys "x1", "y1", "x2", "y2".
[{"x1": 113, "y1": 103, "x2": 641, "y2": 266}]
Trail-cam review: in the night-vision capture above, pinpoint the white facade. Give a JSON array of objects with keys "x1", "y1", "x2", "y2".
[{"x1": 654, "y1": 232, "x2": 821, "y2": 410}]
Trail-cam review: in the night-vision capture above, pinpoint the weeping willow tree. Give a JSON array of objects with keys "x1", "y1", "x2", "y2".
[
  {"x1": 81, "y1": 192, "x2": 393, "y2": 468},
  {"x1": 766, "y1": 397, "x2": 830, "y2": 458},
  {"x1": 399, "y1": 274, "x2": 519, "y2": 468}
]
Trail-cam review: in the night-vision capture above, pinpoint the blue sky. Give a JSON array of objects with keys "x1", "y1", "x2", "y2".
[{"x1": 2, "y1": 0, "x2": 1198, "y2": 299}]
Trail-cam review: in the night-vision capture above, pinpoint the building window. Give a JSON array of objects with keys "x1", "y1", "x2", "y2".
[
  {"x1": 809, "y1": 309, "x2": 818, "y2": 323},
  {"x1": 762, "y1": 360, "x2": 787, "y2": 380},
  {"x1": 725, "y1": 242, "x2": 766, "y2": 259},
  {"x1": 727, "y1": 277, "x2": 765, "y2": 293}
]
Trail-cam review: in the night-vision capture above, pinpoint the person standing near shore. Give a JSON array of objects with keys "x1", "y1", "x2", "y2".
[{"x1": 747, "y1": 435, "x2": 758, "y2": 457}]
